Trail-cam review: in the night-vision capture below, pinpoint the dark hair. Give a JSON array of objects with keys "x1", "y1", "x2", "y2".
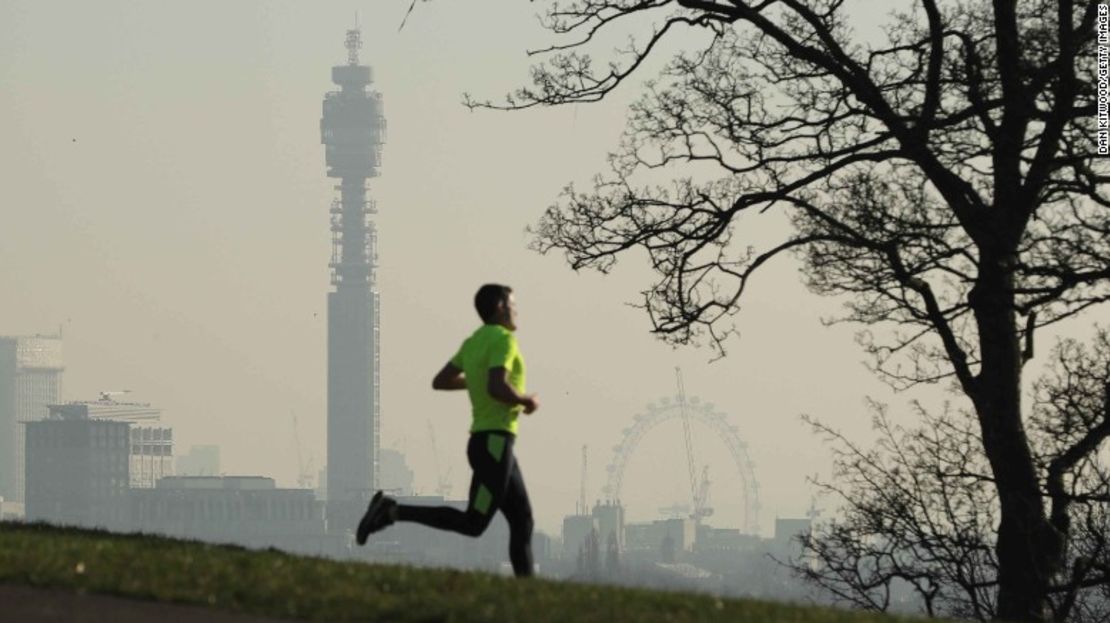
[{"x1": 474, "y1": 284, "x2": 513, "y2": 322}]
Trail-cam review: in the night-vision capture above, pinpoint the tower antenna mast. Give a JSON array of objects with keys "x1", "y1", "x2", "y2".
[{"x1": 345, "y1": 23, "x2": 361, "y2": 65}]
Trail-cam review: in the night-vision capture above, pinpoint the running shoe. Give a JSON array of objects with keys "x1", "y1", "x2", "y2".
[{"x1": 356, "y1": 490, "x2": 396, "y2": 545}]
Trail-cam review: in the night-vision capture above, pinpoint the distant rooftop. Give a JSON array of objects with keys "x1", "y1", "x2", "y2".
[
  {"x1": 156, "y1": 476, "x2": 276, "y2": 491},
  {"x1": 47, "y1": 397, "x2": 160, "y2": 422}
]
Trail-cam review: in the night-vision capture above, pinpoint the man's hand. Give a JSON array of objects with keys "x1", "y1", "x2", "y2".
[
  {"x1": 488, "y1": 368, "x2": 538, "y2": 414},
  {"x1": 521, "y1": 394, "x2": 540, "y2": 415}
]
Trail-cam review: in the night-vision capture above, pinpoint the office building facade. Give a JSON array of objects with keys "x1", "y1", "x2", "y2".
[
  {"x1": 24, "y1": 412, "x2": 129, "y2": 528},
  {"x1": 0, "y1": 335, "x2": 63, "y2": 503}
]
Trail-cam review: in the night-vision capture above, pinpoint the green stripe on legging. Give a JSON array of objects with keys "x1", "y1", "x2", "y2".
[
  {"x1": 487, "y1": 434, "x2": 506, "y2": 462},
  {"x1": 474, "y1": 484, "x2": 493, "y2": 514}
]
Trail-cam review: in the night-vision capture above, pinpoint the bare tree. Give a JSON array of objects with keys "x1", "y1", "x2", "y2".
[
  {"x1": 793, "y1": 332, "x2": 1110, "y2": 622},
  {"x1": 1029, "y1": 331, "x2": 1110, "y2": 622},
  {"x1": 797, "y1": 403, "x2": 1000, "y2": 620},
  {"x1": 464, "y1": 1, "x2": 1108, "y2": 620}
]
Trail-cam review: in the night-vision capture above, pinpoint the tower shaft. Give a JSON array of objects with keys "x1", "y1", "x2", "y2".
[{"x1": 321, "y1": 27, "x2": 385, "y2": 534}]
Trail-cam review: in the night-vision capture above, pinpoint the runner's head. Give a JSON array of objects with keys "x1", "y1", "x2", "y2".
[{"x1": 475, "y1": 284, "x2": 516, "y2": 331}]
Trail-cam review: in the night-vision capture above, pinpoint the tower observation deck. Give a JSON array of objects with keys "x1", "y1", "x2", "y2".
[{"x1": 321, "y1": 26, "x2": 385, "y2": 534}]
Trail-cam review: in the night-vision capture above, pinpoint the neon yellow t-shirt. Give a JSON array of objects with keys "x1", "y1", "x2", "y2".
[{"x1": 450, "y1": 324, "x2": 526, "y2": 434}]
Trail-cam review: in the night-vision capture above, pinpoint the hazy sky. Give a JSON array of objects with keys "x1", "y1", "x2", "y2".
[{"x1": 1, "y1": 1, "x2": 1093, "y2": 536}]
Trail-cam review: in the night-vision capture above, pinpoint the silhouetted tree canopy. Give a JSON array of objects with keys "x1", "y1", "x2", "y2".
[
  {"x1": 794, "y1": 331, "x2": 1110, "y2": 621},
  {"x1": 464, "y1": 2, "x2": 1107, "y2": 621}
]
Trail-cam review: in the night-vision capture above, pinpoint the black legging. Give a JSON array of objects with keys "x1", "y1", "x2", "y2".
[{"x1": 395, "y1": 431, "x2": 534, "y2": 577}]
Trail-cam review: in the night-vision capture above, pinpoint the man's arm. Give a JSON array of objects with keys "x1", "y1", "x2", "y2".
[
  {"x1": 487, "y1": 367, "x2": 539, "y2": 414},
  {"x1": 432, "y1": 362, "x2": 466, "y2": 390}
]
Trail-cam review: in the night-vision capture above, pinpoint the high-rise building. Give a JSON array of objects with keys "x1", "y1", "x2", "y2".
[
  {"x1": 320, "y1": 26, "x2": 385, "y2": 533},
  {"x1": 50, "y1": 396, "x2": 173, "y2": 488},
  {"x1": 0, "y1": 335, "x2": 63, "y2": 503},
  {"x1": 24, "y1": 409, "x2": 130, "y2": 529},
  {"x1": 562, "y1": 514, "x2": 599, "y2": 560},
  {"x1": 592, "y1": 501, "x2": 626, "y2": 552}
]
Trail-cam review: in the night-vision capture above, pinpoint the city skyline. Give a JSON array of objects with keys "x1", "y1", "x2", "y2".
[{"x1": 1, "y1": 1, "x2": 1094, "y2": 538}]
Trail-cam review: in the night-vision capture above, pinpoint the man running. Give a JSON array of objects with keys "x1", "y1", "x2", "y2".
[{"x1": 355, "y1": 284, "x2": 539, "y2": 577}]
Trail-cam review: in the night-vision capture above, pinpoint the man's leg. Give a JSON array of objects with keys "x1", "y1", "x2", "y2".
[
  {"x1": 499, "y1": 458, "x2": 535, "y2": 578},
  {"x1": 394, "y1": 470, "x2": 491, "y2": 536},
  {"x1": 391, "y1": 432, "x2": 511, "y2": 536}
]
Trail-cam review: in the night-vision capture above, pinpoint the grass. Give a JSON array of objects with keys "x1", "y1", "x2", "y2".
[{"x1": 1, "y1": 522, "x2": 943, "y2": 623}]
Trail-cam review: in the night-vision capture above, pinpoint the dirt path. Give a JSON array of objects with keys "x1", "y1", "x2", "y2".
[{"x1": 0, "y1": 584, "x2": 296, "y2": 622}]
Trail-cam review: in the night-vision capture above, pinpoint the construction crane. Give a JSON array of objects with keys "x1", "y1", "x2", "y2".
[
  {"x1": 579, "y1": 445, "x2": 588, "y2": 516},
  {"x1": 675, "y1": 368, "x2": 714, "y2": 522},
  {"x1": 693, "y1": 465, "x2": 714, "y2": 519},
  {"x1": 427, "y1": 421, "x2": 453, "y2": 498},
  {"x1": 290, "y1": 413, "x2": 314, "y2": 489}
]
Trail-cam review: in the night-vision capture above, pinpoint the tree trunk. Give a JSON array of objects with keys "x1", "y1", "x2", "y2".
[{"x1": 970, "y1": 252, "x2": 1064, "y2": 622}]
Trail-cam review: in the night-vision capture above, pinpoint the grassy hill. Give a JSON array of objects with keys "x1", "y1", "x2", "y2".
[{"x1": 1, "y1": 522, "x2": 941, "y2": 623}]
